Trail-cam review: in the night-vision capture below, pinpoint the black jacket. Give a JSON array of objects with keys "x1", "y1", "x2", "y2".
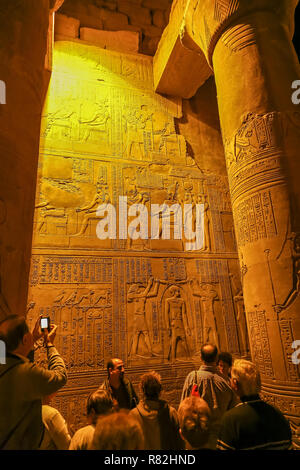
[{"x1": 98, "y1": 377, "x2": 139, "y2": 410}]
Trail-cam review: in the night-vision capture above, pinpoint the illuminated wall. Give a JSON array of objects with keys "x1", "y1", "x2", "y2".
[{"x1": 27, "y1": 40, "x2": 243, "y2": 431}]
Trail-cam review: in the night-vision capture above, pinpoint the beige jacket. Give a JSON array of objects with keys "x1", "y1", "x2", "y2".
[{"x1": 0, "y1": 346, "x2": 67, "y2": 450}]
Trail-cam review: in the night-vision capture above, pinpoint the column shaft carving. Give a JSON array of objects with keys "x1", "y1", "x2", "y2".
[{"x1": 186, "y1": 0, "x2": 300, "y2": 445}]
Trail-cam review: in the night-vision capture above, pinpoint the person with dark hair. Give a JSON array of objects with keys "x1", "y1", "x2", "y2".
[
  {"x1": 0, "y1": 314, "x2": 67, "y2": 450},
  {"x1": 178, "y1": 397, "x2": 211, "y2": 449},
  {"x1": 91, "y1": 410, "x2": 144, "y2": 450},
  {"x1": 180, "y1": 343, "x2": 238, "y2": 449},
  {"x1": 98, "y1": 358, "x2": 138, "y2": 410},
  {"x1": 129, "y1": 371, "x2": 183, "y2": 450},
  {"x1": 217, "y1": 351, "x2": 233, "y2": 383},
  {"x1": 69, "y1": 390, "x2": 113, "y2": 450}
]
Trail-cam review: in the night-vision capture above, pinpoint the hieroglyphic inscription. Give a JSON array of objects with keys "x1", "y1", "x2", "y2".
[
  {"x1": 279, "y1": 319, "x2": 300, "y2": 382},
  {"x1": 247, "y1": 310, "x2": 274, "y2": 377},
  {"x1": 225, "y1": 113, "x2": 285, "y2": 201},
  {"x1": 125, "y1": 258, "x2": 152, "y2": 284},
  {"x1": 260, "y1": 392, "x2": 300, "y2": 417},
  {"x1": 163, "y1": 258, "x2": 186, "y2": 281},
  {"x1": 30, "y1": 256, "x2": 112, "y2": 285},
  {"x1": 52, "y1": 393, "x2": 88, "y2": 435},
  {"x1": 226, "y1": 113, "x2": 281, "y2": 168},
  {"x1": 206, "y1": 181, "x2": 225, "y2": 252},
  {"x1": 30, "y1": 257, "x2": 40, "y2": 286},
  {"x1": 152, "y1": 301, "x2": 159, "y2": 344},
  {"x1": 194, "y1": 299, "x2": 203, "y2": 346},
  {"x1": 113, "y1": 259, "x2": 121, "y2": 358},
  {"x1": 30, "y1": 285, "x2": 112, "y2": 371},
  {"x1": 28, "y1": 39, "x2": 243, "y2": 431},
  {"x1": 196, "y1": 259, "x2": 218, "y2": 283},
  {"x1": 235, "y1": 190, "x2": 277, "y2": 246},
  {"x1": 217, "y1": 260, "x2": 239, "y2": 353},
  {"x1": 42, "y1": 48, "x2": 183, "y2": 162},
  {"x1": 119, "y1": 259, "x2": 126, "y2": 362}
]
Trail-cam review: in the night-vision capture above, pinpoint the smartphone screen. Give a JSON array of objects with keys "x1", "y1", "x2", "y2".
[{"x1": 40, "y1": 317, "x2": 50, "y2": 330}]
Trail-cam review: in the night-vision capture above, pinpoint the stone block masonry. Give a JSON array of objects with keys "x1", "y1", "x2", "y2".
[{"x1": 58, "y1": 0, "x2": 173, "y2": 55}]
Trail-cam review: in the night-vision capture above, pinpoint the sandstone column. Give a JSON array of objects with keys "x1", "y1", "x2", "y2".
[
  {"x1": 0, "y1": 0, "x2": 63, "y2": 319},
  {"x1": 183, "y1": 0, "x2": 300, "y2": 444}
]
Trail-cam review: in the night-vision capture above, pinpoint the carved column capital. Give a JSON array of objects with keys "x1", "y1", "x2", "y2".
[
  {"x1": 184, "y1": 0, "x2": 298, "y2": 66},
  {"x1": 50, "y1": 0, "x2": 64, "y2": 13}
]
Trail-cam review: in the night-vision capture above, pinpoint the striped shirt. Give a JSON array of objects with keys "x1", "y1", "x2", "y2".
[{"x1": 181, "y1": 365, "x2": 239, "y2": 448}]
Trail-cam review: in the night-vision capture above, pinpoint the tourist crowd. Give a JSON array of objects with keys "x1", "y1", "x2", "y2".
[{"x1": 0, "y1": 315, "x2": 293, "y2": 450}]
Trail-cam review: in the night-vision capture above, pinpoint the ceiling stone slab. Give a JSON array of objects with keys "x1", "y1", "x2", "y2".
[{"x1": 153, "y1": 0, "x2": 212, "y2": 99}]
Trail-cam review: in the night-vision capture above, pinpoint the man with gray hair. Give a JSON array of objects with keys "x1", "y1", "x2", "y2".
[{"x1": 217, "y1": 359, "x2": 292, "y2": 450}]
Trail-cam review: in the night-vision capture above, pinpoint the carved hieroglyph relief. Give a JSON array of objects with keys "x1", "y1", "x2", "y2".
[{"x1": 27, "y1": 41, "x2": 243, "y2": 430}]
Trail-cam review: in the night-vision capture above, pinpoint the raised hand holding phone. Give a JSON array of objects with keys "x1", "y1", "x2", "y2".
[
  {"x1": 43, "y1": 323, "x2": 58, "y2": 348},
  {"x1": 40, "y1": 317, "x2": 50, "y2": 331}
]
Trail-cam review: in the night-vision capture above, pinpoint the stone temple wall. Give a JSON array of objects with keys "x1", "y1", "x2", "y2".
[
  {"x1": 26, "y1": 38, "x2": 245, "y2": 433},
  {"x1": 57, "y1": 0, "x2": 173, "y2": 56}
]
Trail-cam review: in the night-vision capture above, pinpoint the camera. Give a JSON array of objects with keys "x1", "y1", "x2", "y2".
[{"x1": 40, "y1": 317, "x2": 50, "y2": 331}]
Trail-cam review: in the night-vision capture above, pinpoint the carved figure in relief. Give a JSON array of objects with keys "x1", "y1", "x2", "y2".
[
  {"x1": 53, "y1": 291, "x2": 66, "y2": 306},
  {"x1": 229, "y1": 274, "x2": 249, "y2": 355},
  {"x1": 43, "y1": 103, "x2": 78, "y2": 141},
  {"x1": 64, "y1": 290, "x2": 78, "y2": 307},
  {"x1": 274, "y1": 233, "x2": 300, "y2": 314},
  {"x1": 238, "y1": 252, "x2": 248, "y2": 286},
  {"x1": 78, "y1": 100, "x2": 110, "y2": 143},
  {"x1": 123, "y1": 105, "x2": 153, "y2": 159},
  {"x1": 93, "y1": 289, "x2": 111, "y2": 307},
  {"x1": 165, "y1": 286, "x2": 191, "y2": 361},
  {"x1": 73, "y1": 290, "x2": 95, "y2": 308},
  {"x1": 125, "y1": 183, "x2": 151, "y2": 250},
  {"x1": 35, "y1": 200, "x2": 67, "y2": 234},
  {"x1": 74, "y1": 183, "x2": 110, "y2": 236},
  {"x1": 127, "y1": 277, "x2": 159, "y2": 357},
  {"x1": 191, "y1": 280, "x2": 219, "y2": 347},
  {"x1": 197, "y1": 195, "x2": 212, "y2": 252},
  {"x1": 125, "y1": 182, "x2": 149, "y2": 206},
  {"x1": 151, "y1": 182, "x2": 183, "y2": 248},
  {"x1": 229, "y1": 113, "x2": 277, "y2": 166}
]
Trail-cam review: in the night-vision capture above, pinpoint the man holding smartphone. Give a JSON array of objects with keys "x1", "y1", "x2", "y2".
[{"x1": 0, "y1": 314, "x2": 67, "y2": 450}]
